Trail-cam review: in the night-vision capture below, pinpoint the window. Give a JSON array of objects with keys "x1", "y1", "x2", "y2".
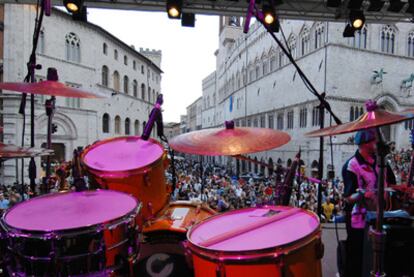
[
  {"x1": 102, "y1": 113, "x2": 110, "y2": 133},
  {"x1": 103, "y1": 43, "x2": 107, "y2": 55},
  {"x1": 287, "y1": 110, "x2": 294, "y2": 129},
  {"x1": 123, "y1": 75, "x2": 129, "y2": 94},
  {"x1": 352, "y1": 26, "x2": 368, "y2": 49},
  {"x1": 65, "y1": 97, "x2": 81, "y2": 108},
  {"x1": 124, "y1": 55, "x2": 128, "y2": 65},
  {"x1": 288, "y1": 35, "x2": 297, "y2": 58},
  {"x1": 114, "y1": 49, "x2": 118, "y2": 60},
  {"x1": 255, "y1": 65, "x2": 261, "y2": 79},
  {"x1": 278, "y1": 50, "x2": 284, "y2": 67},
  {"x1": 133, "y1": 60, "x2": 137, "y2": 70},
  {"x1": 263, "y1": 61, "x2": 269, "y2": 75},
  {"x1": 247, "y1": 119, "x2": 251, "y2": 127},
  {"x1": 350, "y1": 106, "x2": 354, "y2": 121},
  {"x1": 65, "y1": 32, "x2": 80, "y2": 63},
  {"x1": 299, "y1": 107, "x2": 307, "y2": 128},
  {"x1": 260, "y1": 115, "x2": 265, "y2": 128},
  {"x1": 152, "y1": 90, "x2": 155, "y2": 103},
  {"x1": 253, "y1": 118, "x2": 258, "y2": 127},
  {"x1": 113, "y1": 71, "x2": 120, "y2": 91},
  {"x1": 148, "y1": 87, "x2": 152, "y2": 103},
  {"x1": 249, "y1": 68, "x2": 255, "y2": 82},
  {"x1": 350, "y1": 106, "x2": 363, "y2": 121},
  {"x1": 141, "y1": 65, "x2": 144, "y2": 74},
  {"x1": 301, "y1": 27, "x2": 310, "y2": 55},
  {"x1": 270, "y1": 56, "x2": 277, "y2": 71},
  {"x1": 115, "y1": 116, "x2": 121, "y2": 134},
  {"x1": 408, "y1": 31, "x2": 414, "y2": 57},
  {"x1": 241, "y1": 119, "x2": 246, "y2": 127},
  {"x1": 381, "y1": 25, "x2": 396, "y2": 54},
  {"x1": 125, "y1": 118, "x2": 130, "y2": 135},
  {"x1": 141, "y1": 84, "x2": 146, "y2": 100},
  {"x1": 133, "y1": 80, "x2": 138, "y2": 97},
  {"x1": 405, "y1": 119, "x2": 414, "y2": 130},
  {"x1": 134, "y1": 120, "x2": 140, "y2": 135},
  {"x1": 101, "y1": 66, "x2": 108, "y2": 87},
  {"x1": 268, "y1": 114, "x2": 274, "y2": 129},
  {"x1": 312, "y1": 106, "x2": 320, "y2": 126},
  {"x1": 314, "y1": 22, "x2": 325, "y2": 49},
  {"x1": 277, "y1": 113, "x2": 284, "y2": 130},
  {"x1": 38, "y1": 29, "x2": 45, "y2": 54}
]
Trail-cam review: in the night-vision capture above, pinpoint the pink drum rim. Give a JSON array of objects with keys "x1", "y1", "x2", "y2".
[
  {"x1": 2, "y1": 190, "x2": 139, "y2": 233},
  {"x1": 187, "y1": 206, "x2": 320, "y2": 255},
  {"x1": 81, "y1": 136, "x2": 164, "y2": 174}
]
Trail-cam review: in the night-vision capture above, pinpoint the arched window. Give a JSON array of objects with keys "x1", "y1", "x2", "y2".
[
  {"x1": 133, "y1": 80, "x2": 138, "y2": 97},
  {"x1": 408, "y1": 31, "x2": 414, "y2": 57},
  {"x1": 123, "y1": 75, "x2": 129, "y2": 94},
  {"x1": 124, "y1": 55, "x2": 128, "y2": 65},
  {"x1": 113, "y1": 71, "x2": 120, "y2": 91},
  {"x1": 353, "y1": 26, "x2": 368, "y2": 49},
  {"x1": 148, "y1": 86, "x2": 151, "y2": 103},
  {"x1": 65, "y1": 32, "x2": 80, "y2": 63},
  {"x1": 125, "y1": 118, "x2": 130, "y2": 135},
  {"x1": 102, "y1": 113, "x2": 110, "y2": 133},
  {"x1": 300, "y1": 26, "x2": 310, "y2": 55},
  {"x1": 381, "y1": 25, "x2": 396, "y2": 54},
  {"x1": 114, "y1": 49, "x2": 118, "y2": 60},
  {"x1": 114, "y1": 115, "x2": 121, "y2": 134},
  {"x1": 288, "y1": 35, "x2": 297, "y2": 58},
  {"x1": 314, "y1": 22, "x2": 325, "y2": 49},
  {"x1": 101, "y1": 66, "x2": 108, "y2": 86},
  {"x1": 141, "y1": 84, "x2": 146, "y2": 100},
  {"x1": 103, "y1": 43, "x2": 107, "y2": 55},
  {"x1": 134, "y1": 120, "x2": 140, "y2": 135}
]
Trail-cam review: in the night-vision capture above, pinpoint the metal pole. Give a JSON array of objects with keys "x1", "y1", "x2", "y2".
[{"x1": 317, "y1": 94, "x2": 325, "y2": 218}]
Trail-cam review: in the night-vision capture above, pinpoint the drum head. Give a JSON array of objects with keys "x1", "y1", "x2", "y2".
[
  {"x1": 188, "y1": 206, "x2": 319, "y2": 252},
  {"x1": 3, "y1": 190, "x2": 138, "y2": 232},
  {"x1": 83, "y1": 136, "x2": 164, "y2": 172}
]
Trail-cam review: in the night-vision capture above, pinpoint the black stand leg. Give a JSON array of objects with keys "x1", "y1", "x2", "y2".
[
  {"x1": 41, "y1": 96, "x2": 55, "y2": 194},
  {"x1": 317, "y1": 94, "x2": 326, "y2": 218}
]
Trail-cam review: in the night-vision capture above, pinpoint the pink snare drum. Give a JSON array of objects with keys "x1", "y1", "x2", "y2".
[
  {"x1": 82, "y1": 136, "x2": 170, "y2": 222},
  {"x1": 1, "y1": 190, "x2": 140, "y2": 276},
  {"x1": 187, "y1": 206, "x2": 323, "y2": 277}
]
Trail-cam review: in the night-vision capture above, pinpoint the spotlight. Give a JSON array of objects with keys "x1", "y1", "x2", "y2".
[
  {"x1": 343, "y1": 23, "x2": 356, "y2": 37},
  {"x1": 63, "y1": 0, "x2": 83, "y2": 13},
  {"x1": 166, "y1": 0, "x2": 182, "y2": 19},
  {"x1": 262, "y1": 5, "x2": 276, "y2": 25},
  {"x1": 72, "y1": 6, "x2": 87, "y2": 21},
  {"x1": 181, "y1": 13, "x2": 195, "y2": 27},
  {"x1": 349, "y1": 10, "x2": 365, "y2": 30}
]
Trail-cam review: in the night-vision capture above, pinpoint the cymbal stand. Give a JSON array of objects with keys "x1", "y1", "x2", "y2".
[{"x1": 41, "y1": 95, "x2": 55, "y2": 194}]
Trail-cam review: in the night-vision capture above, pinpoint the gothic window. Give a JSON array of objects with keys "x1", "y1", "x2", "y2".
[
  {"x1": 381, "y1": 25, "x2": 396, "y2": 54},
  {"x1": 65, "y1": 32, "x2": 80, "y2": 63},
  {"x1": 314, "y1": 22, "x2": 325, "y2": 49},
  {"x1": 249, "y1": 67, "x2": 255, "y2": 82},
  {"x1": 134, "y1": 120, "x2": 140, "y2": 135},
  {"x1": 115, "y1": 115, "x2": 121, "y2": 134},
  {"x1": 125, "y1": 118, "x2": 130, "y2": 135},
  {"x1": 102, "y1": 113, "x2": 110, "y2": 133},
  {"x1": 253, "y1": 118, "x2": 258, "y2": 127},
  {"x1": 260, "y1": 115, "x2": 265, "y2": 127},
  {"x1": 133, "y1": 80, "x2": 138, "y2": 97},
  {"x1": 270, "y1": 56, "x2": 277, "y2": 71},
  {"x1": 103, "y1": 43, "x2": 107, "y2": 55},
  {"x1": 38, "y1": 29, "x2": 45, "y2": 54},
  {"x1": 312, "y1": 106, "x2": 320, "y2": 126},
  {"x1": 268, "y1": 114, "x2": 274, "y2": 128},
  {"x1": 299, "y1": 107, "x2": 307, "y2": 128},
  {"x1": 255, "y1": 65, "x2": 261, "y2": 79},
  {"x1": 300, "y1": 27, "x2": 310, "y2": 55},
  {"x1": 350, "y1": 106, "x2": 354, "y2": 121},
  {"x1": 101, "y1": 66, "x2": 108, "y2": 87},
  {"x1": 287, "y1": 110, "x2": 294, "y2": 129},
  {"x1": 263, "y1": 60, "x2": 269, "y2": 75},
  {"x1": 113, "y1": 71, "x2": 120, "y2": 91},
  {"x1": 288, "y1": 35, "x2": 297, "y2": 58},
  {"x1": 353, "y1": 26, "x2": 368, "y2": 49},
  {"x1": 277, "y1": 113, "x2": 284, "y2": 130},
  {"x1": 141, "y1": 84, "x2": 146, "y2": 100},
  {"x1": 408, "y1": 31, "x2": 414, "y2": 57}
]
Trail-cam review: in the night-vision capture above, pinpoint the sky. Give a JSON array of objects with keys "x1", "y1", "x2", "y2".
[{"x1": 87, "y1": 9, "x2": 220, "y2": 123}]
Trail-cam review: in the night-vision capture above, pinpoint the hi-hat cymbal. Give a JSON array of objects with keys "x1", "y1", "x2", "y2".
[
  {"x1": 170, "y1": 121, "x2": 291, "y2": 156},
  {"x1": 0, "y1": 143, "x2": 54, "y2": 159},
  {"x1": 0, "y1": 81, "x2": 104, "y2": 98},
  {"x1": 306, "y1": 101, "x2": 413, "y2": 138}
]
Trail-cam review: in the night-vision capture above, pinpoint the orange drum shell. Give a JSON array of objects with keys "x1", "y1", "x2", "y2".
[
  {"x1": 81, "y1": 137, "x2": 170, "y2": 222},
  {"x1": 187, "y1": 207, "x2": 322, "y2": 277}
]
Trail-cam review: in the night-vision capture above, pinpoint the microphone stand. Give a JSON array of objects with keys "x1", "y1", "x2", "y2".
[{"x1": 41, "y1": 95, "x2": 55, "y2": 194}]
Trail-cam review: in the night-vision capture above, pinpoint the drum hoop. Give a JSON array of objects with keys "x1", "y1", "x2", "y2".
[
  {"x1": 186, "y1": 206, "x2": 320, "y2": 260},
  {"x1": 81, "y1": 136, "x2": 166, "y2": 176},
  {"x1": 1, "y1": 191, "x2": 141, "y2": 239}
]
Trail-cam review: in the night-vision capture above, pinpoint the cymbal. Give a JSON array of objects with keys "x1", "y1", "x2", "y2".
[
  {"x1": 0, "y1": 81, "x2": 104, "y2": 98},
  {"x1": 170, "y1": 121, "x2": 291, "y2": 156},
  {"x1": 0, "y1": 143, "x2": 54, "y2": 159},
  {"x1": 306, "y1": 101, "x2": 413, "y2": 138}
]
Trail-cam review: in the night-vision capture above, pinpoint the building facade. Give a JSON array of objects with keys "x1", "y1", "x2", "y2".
[
  {"x1": 1, "y1": 4, "x2": 163, "y2": 184},
  {"x1": 198, "y1": 17, "x2": 414, "y2": 177}
]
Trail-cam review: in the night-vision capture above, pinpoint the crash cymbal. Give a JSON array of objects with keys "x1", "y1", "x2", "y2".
[
  {"x1": 0, "y1": 81, "x2": 104, "y2": 98},
  {"x1": 170, "y1": 121, "x2": 291, "y2": 156},
  {"x1": 0, "y1": 143, "x2": 54, "y2": 159},
  {"x1": 306, "y1": 100, "x2": 413, "y2": 138}
]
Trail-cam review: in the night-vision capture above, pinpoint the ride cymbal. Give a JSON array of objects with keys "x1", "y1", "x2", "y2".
[
  {"x1": 0, "y1": 143, "x2": 54, "y2": 159},
  {"x1": 170, "y1": 121, "x2": 291, "y2": 156}
]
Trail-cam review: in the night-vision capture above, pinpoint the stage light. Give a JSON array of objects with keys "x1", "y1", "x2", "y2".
[
  {"x1": 262, "y1": 5, "x2": 276, "y2": 25},
  {"x1": 349, "y1": 10, "x2": 365, "y2": 30},
  {"x1": 72, "y1": 6, "x2": 87, "y2": 21},
  {"x1": 343, "y1": 23, "x2": 356, "y2": 37},
  {"x1": 181, "y1": 13, "x2": 195, "y2": 27},
  {"x1": 63, "y1": 0, "x2": 83, "y2": 13},
  {"x1": 167, "y1": 0, "x2": 182, "y2": 19}
]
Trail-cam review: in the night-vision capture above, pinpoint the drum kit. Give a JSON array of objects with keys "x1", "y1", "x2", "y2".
[{"x1": 0, "y1": 76, "x2": 414, "y2": 277}]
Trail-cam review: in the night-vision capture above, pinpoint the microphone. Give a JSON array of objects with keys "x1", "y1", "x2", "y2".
[
  {"x1": 142, "y1": 94, "x2": 163, "y2": 140},
  {"x1": 243, "y1": 0, "x2": 256, "y2": 34}
]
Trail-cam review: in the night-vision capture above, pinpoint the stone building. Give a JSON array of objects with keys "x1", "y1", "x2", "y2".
[
  {"x1": 198, "y1": 16, "x2": 414, "y2": 177},
  {"x1": 1, "y1": 4, "x2": 163, "y2": 184}
]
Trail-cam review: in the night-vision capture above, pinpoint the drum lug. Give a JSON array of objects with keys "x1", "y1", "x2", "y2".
[
  {"x1": 215, "y1": 260, "x2": 226, "y2": 277},
  {"x1": 147, "y1": 202, "x2": 154, "y2": 218},
  {"x1": 143, "y1": 172, "x2": 151, "y2": 186}
]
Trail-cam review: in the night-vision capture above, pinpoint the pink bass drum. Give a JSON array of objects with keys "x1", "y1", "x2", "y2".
[
  {"x1": 187, "y1": 206, "x2": 323, "y2": 277},
  {"x1": 82, "y1": 136, "x2": 170, "y2": 222},
  {"x1": 0, "y1": 190, "x2": 140, "y2": 276}
]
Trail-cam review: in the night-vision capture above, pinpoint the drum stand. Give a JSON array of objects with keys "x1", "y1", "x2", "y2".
[{"x1": 41, "y1": 93, "x2": 56, "y2": 194}]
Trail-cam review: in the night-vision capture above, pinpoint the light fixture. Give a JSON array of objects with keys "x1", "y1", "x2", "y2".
[
  {"x1": 349, "y1": 10, "x2": 365, "y2": 30},
  {"x1": 63, "y1": 0, "x2": 83, "y2": 13},
  {"x1": 72, "y1": 6, "x2": 87, "y2": 21},
  {"x1": 181, "y1": 13, "x2": 195, "y2": 27},
  {"x1": 262, "y1": 5, "x2": 276, "y2": 25},
  {"x1": 343, "y1": 23, "x2": 356, "y2": 37},
  {"x1": 166, "y1": 0, "x2": 182, "y2": 19}
]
